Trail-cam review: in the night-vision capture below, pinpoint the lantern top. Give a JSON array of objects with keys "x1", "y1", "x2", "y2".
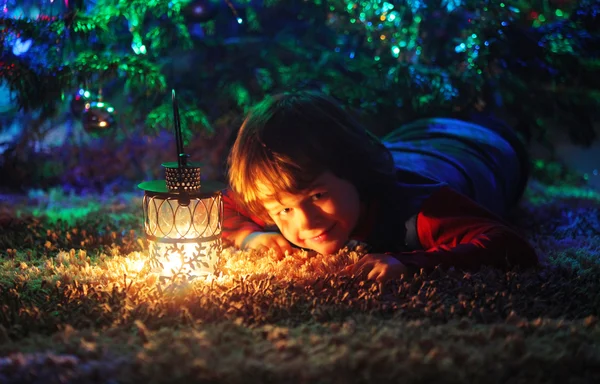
[
  {"x1": 161, "y1": 161, "x2": 202, "y2": 169},
  {"x1": 138, "y1": 179, "x2": 226, "y2": 197},
  {"x1": 138, "y1": 89, "x2": 226, "y2": 197}
]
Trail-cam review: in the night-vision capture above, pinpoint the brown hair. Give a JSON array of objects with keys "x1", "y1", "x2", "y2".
[{"x1": 227, "y1": 91, "x2": 396, "y2": 223}]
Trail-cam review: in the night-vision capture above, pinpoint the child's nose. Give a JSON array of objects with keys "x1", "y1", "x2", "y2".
[{"x1": 297, "y1": 205, "x2": 323, "y2": 229}]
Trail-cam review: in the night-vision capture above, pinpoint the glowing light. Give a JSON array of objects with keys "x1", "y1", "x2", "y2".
[
  {"x1": 161, "y1": 250, "x2": 185, "y2": 275},
  {"x1": 142, "y1": 193, "x2": 222, "y2": 279},
  {"x1": 455, "y1": 43, "x2": 466, "y2": 53},
  {"x1": 131, "y1": 258, "x2": 146, "y2": 273},
  {"x1": 12, "y1": 38, "x2": 32, "y2": 56},
  {"x1": 147, "y1": 240, "x2": 220, "y2": 278},
  {"x1": 443, "y1": 0, "x2": 462, "y2": 12}
]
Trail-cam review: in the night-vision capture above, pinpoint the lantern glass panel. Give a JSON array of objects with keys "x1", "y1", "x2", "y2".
[
  {"x1": 147, "y1": 240, "x2": 220, "y2": 278},
  {"x1": 143, "y1": 193, "x2": 222, "y2": 278}
]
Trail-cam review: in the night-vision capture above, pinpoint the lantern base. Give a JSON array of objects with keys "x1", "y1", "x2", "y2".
[{"x1": 147, "y1": 239, "x2": 221, "y2": 279}]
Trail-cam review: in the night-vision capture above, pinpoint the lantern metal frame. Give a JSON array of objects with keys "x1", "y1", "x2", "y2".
[
  {"x1": 139, "y1": 178, "x2": 224, "y2": 278},
  {"x1": 138, "y1": 89, "x2": 225, "y2": 279}
]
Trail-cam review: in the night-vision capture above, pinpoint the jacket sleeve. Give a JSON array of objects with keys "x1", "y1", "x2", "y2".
[
  {"x1": 394, "y1": 186, "x2": 538, "y2": 271},
  {"x1": 222, "y1": 189, "x2": 266, "y2": 247}
]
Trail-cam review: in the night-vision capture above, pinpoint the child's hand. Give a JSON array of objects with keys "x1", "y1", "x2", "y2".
[
  {"x1": 241, "y1": 231, "x2": 293, "y2": 259},
  {"x1": 341, "y1": 254, "x2": 408, "y2": 282}
]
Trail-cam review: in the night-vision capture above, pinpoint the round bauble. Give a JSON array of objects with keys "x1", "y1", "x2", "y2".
[
  {"x1": 82, "y1": 101, "x2": 116, "y2": 135},
  {"x1": 70, "y1": 89, "x2": 95, "y2": 118}
]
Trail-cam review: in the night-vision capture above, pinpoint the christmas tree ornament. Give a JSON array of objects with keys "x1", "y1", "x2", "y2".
[
  {"x1": 70, "y1": 88, "x2": 94, "y2": 117},
  {"x1": 82, "y1": 100, "x2": 116, "y2": 134},
  {"x1": 182, "y1": 0, "x2": 219, "y2": 23},
  {"x1": 138, "y1": 89, "x2": 225, "y2": 280}
]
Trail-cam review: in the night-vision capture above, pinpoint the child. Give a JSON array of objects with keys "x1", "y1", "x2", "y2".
[{"x1": 222, "y1": 91, "x2": 538, "y2": 282}]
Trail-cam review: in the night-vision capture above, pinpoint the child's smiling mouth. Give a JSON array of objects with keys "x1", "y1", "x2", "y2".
[{"x1": 307, "y1": 223, "x2": 337, "y2": 243}]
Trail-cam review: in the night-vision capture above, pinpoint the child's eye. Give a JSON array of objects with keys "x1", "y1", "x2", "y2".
[
  {"x1": 311, "y1": 192, "x2": 326, "y2": 201},
  {"x1": 278, "y1": 208, "x2": 291, "y2": 216}
]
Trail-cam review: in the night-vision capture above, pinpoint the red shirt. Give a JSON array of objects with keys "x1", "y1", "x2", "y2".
[{"x1": 222, "y1": 185, "x2": 538, "y2": 271}]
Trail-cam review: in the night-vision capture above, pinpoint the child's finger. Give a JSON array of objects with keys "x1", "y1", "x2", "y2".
[
  {"x1": 261, "y1": 239, "x2": 280, "y2": 256},
  {"x1": 254, "y1": 244, "x2": 269, "y2": 254},
  {"x1": 367, "y1": 268, "x2": 381, "y2": 281},
  {"x1": 350, "y1": 263, "x2": 370, "y2": 280},
  {"x1": 347, "y1": 259, "x2": 364, "y2": 273},
  {"x1": 275, "y1": 237, "x2": 293, "y2": 256},
  {"x1": 272, "y1": 244, "x2": 288, "y2": 260},
  {"x1": 339, "y1": 265, "x2": 353, "y2": 276}
]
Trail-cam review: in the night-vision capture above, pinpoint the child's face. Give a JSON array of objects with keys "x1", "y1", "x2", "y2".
[{"x1": 260, "y1": 171, "x2": 361, "y2": 255}]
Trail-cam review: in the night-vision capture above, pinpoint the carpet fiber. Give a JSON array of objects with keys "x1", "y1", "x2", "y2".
[{"x1": 0, "y1": 178, "x2": 599, "y2": 383}]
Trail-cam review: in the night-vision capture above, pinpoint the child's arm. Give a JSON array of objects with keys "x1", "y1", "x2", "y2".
[
  {"x1": 394, "y1": 186, "x2": 539, "y2": 270},
  {"x1": 222, "y1": 189, "x2": 265, "y2": 248},
  {"x1": 222, "y1": 189, "x2": 293, "y2": 257},
  {"x1": 346, "y1": 186, "x2": 537, "y2": 282}
]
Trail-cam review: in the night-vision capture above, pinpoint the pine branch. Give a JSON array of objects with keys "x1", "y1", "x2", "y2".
[
  {"x1": 0, "y1": 51, "x2": 165, "y2": 113},
  {"x1": 145, "y1": 101, "x2": 212, "y2": 144},
  {"x1": 70, "y1": 52, "x2": 166, "y2": 94},
  {"x1": 0, "y1": 53, "x2": 71, "y2": 115},
  {"x1": 1, "y1": 17, "x2": 59, "y2": 42}
]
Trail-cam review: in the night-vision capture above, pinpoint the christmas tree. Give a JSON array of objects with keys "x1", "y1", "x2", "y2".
[{"x1": 0, "y1": 0, "x2": 598, "y2": 190}]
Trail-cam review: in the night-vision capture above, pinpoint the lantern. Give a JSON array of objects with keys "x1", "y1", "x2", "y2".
[{"x1": 138, "y1": 90, "x2": 225, "y2": 279}]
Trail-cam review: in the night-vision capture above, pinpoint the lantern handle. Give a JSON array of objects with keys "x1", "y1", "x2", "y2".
[{"x1": 172, "y1": 89, "x2": 187, "y2": 168}]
